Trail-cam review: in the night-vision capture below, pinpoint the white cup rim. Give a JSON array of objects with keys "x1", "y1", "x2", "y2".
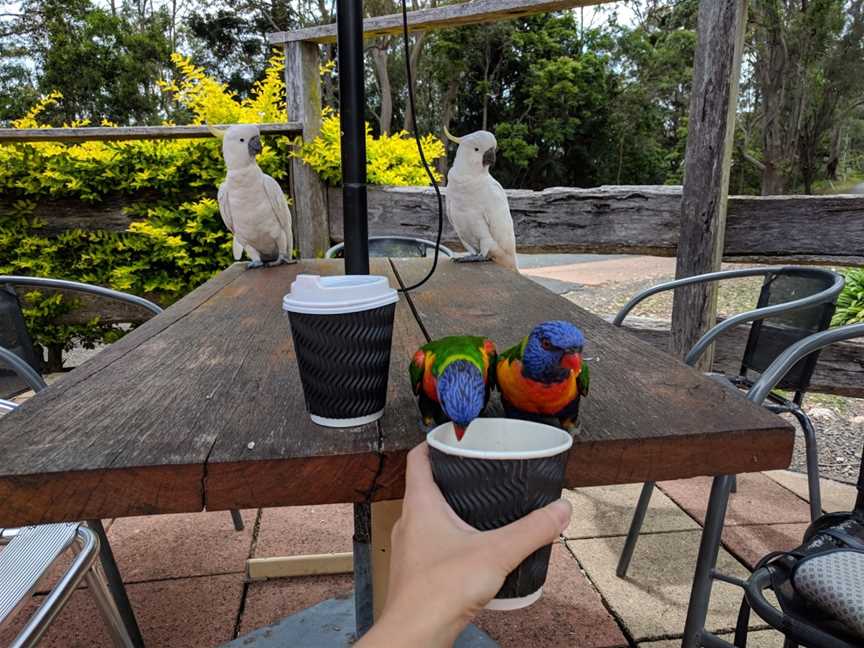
[{"x1": 427, "y1": 418, "x2": 573, "y2": 460}]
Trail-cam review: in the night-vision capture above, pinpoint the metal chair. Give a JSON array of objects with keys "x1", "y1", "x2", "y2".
[
  {"x1": 613, "y1": 267, "x2": 844, "y2": 578},
  {"x1": 0, "y1": 276, "x2": 245, "y2": 533},
  {"x1": 324, "y1": 235, "x2": 454, "y2": 259},
  {"x1": 681, "y1": 322, "x2": 864, "y2": 648},
  {"x1": 0, "y1": 485, "x2": 135, "y2": 646}
]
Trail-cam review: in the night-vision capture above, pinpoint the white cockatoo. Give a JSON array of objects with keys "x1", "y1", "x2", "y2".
[
  {"x1": 444, "y1": 127, "x2": 518, "y2": 271},
  {"x1": 210, "y1": 124, "x2": 294, "y2": 268}
]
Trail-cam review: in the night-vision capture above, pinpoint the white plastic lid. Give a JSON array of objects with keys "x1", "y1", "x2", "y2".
[{"x1": 282, "y1": 274, "x2": 398, "y2": 315}]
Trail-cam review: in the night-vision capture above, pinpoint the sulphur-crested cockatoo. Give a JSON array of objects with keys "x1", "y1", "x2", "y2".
[
  {"x1": 444, "y1": 127, "x2": 518, "y2": 271},
  {"x1": 210, "y1": 124, "x2": 294, "y2": 268}
]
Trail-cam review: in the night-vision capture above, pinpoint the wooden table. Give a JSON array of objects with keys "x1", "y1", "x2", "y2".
[{"x1": 0, "y1": 259, "x2": 794, "y2": 642}]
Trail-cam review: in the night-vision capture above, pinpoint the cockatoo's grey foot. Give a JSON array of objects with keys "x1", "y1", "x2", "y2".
[
  {"x1": 453, "y1": 254, "x2": 490, "y2": 263},
  {"x1": 246, "y1": 259, "x2": 265, "y2": 269},
  {"x1": 265, "y1": 255, "x2": 296, "y2": 267}
]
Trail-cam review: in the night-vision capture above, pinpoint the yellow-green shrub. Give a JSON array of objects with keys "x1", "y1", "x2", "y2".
[{"x1": 1, "y1": 52, "x2": 443, "y2": 365}]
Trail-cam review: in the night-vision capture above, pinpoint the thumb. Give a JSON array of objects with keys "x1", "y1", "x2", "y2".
[{"x1": 484, "y1": 499, "x2": 572, "y2": 573}]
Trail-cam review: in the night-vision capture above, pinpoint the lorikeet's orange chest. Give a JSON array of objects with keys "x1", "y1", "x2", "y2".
[
  {"x1": 422, "y1": 352, "x2": 439, "y2": 401},
  {"x1": 497, "y1": 358, "x2": 578, "y2": 414}
]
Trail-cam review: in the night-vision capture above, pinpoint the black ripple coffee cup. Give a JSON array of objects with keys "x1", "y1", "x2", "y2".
[
  {"x1": 427, "y1": 418, "x2": 573, "y2": 610},
  {"x1": 282, "y1": 274, "x2": 398, "y2": 428}
]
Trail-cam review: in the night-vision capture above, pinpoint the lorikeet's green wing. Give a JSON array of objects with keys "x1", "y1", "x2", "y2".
[
  {"x1": 498, "y1": 336, "x2": 528, "y2": 363},
  {"x1": 409, "y1": 349, "x2": 426, "y2": 396},
  {"x1": 577, "y1": 361, "x2": 590, "y2": 397}
]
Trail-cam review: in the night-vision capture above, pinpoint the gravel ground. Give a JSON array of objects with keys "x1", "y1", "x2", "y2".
[{"x1": 540, "y1": 258, "x2": 864, "y2": 486}]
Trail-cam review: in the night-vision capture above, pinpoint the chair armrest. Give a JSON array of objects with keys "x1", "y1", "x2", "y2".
[
  {"x1": 0, "y1": 276, "x2": 163, "y2": 317},
  {"x1": 748, "y1": 323, "x2": 864, "y2": 405},
  {"x1": 612, "y1": 268, "x2": 780, "y2": 327},
  {"x1": 0, "y1": 346, "x2": 47, "y2": 393}
]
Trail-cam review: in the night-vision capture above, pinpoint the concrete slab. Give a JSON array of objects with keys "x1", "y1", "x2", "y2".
[
  {"x1": 721, "y1": 523, "x2": 809, "y2": 570},
  {"x1": 639, "y1": 629, "x2": 783, "y2": 647},
  {"x1": 474, "y1": 543, "x2": 628, "y2": 648},
  {"x1": 0, "y1": 573, "x2": 244, "y2": 647},
  {"x1": 253, "y1": 504, "x2": 353, "y2": 558},
  {"x1": 763, "y1": 469, "x2": 859, "y2": 513},
  {"x1": 239, "y1": 574, "x2": 354, "y2": 636},
  {"x1": 658, "y1": 474, "x2": 811, "y2": 527},
  {"x1": 563, "y1": 484, "x2": 699, "y2": 539},
  {"x1": 107, "y1": 509, "x2": 256, "y2": 582},
  {"x1": 568, "y1": 531, "x2": 753, "y2": 641}
]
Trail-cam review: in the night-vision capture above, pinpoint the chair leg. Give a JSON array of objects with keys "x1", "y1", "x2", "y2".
[
  {"x1": 790, "y1": 408, "x2": 822, "y2": 520},
  {"x1": 230, "y1": 509, "x2": 245, "y2": 531},
  {"x1": 616, "y1": 481, "x2": 655, "y2": 578},
  {"x1": 84, "y1": 564, "x2": 135, "y2": 647},
  {"x1": 730, "y1": 475, "x2": 737, "y2": 494},
  {"x1": 682, "y1": 475, "x2": 734, "y2": 648},
  {"x1": 88, "y1": 520, "x2": 144, "y2": 647}
]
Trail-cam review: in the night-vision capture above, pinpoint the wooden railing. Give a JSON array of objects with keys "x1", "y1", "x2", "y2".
[{"x1": 0, "y1": 123, "x2": 302, "y2": 143}]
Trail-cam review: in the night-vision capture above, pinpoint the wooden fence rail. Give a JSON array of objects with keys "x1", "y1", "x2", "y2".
[
  {"x1": 327, "y1": 185, "x2": 864, "y2": 267},
  {"x1": 0, "y1": 123, "x2": 302, "y2": 143}
]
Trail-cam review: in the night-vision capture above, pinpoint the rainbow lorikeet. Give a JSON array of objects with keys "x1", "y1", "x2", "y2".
[
  {"x1": 409, "y1": 336, "x2": 497, "y2": 440},
  {"x1": 496, "y1": 321, "x2": 589, "y2": 432}
]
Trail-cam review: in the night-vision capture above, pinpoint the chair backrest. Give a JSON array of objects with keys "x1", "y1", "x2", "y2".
[
  {"x1": 325, "y1": 236, "x2": 454, "y2": 259},
  {"x1": 0, "y1": 286, "x2": 41, "y2": 400},
  {"x1": 741, "y1": 268, "x2": 838, "y2": 393}
]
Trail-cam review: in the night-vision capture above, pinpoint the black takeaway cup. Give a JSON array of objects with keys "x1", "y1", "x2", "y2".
[
  {"x1": 282, "y1": 274, "x2": 398, "y2": 428},
  {"x1": 427, "y1": 418, "x2": 573, "y2": 610}
]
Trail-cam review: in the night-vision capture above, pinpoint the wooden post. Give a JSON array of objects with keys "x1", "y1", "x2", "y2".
[
  {"x1": 371, "y1": 499, "x2": 403, "y2": 620},
  {"x1": 670, "y1": 0, "x2": 748, "y2": 370},
  {"x1": 285, "y1": 41, "x2": 330, "y2": 258}
]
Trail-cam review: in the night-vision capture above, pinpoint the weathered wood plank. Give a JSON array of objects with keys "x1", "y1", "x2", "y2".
[
  {"x1": 285, "y1": 41, "x2": 330, "y2": 258},
  {"x1": 327, "y1": 185, "x2": 864, "y2": 266},
  {"x1": 7, "y1": 287, "x2": 160, "y2": 326},
  {"x1": 622, "y1": 317, "x2": 864, "y2": 399},
  {"x1": 0, "y1": 123, "x2": 302, "y2": 144},
  {"x1": 386, "y1": 260, "x2": 794, "y2": 493},
  {"x1": 671, "y1": 0, "x2": 748, "y2": 369},
  {"x1": 0, "y1": 263, "x2": 246, "y2": 526},
  {"x1": 269, "y1": 0, "x2": 606, "y2": 44}
]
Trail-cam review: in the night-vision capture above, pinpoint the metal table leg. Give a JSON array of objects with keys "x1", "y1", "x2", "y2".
[
  {"x1": 352, "y1": 503, "x2": 374, "y2": 638},
  {"x1": 681, "y1": 475, "x2": 733, "y2": 648},
  {"x1": 88, "y1": 520, "x2": 145, "y2": 647}
]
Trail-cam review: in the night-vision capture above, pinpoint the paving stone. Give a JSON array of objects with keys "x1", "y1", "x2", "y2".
[
  {"x1": 658, "y1": 474, "x2": 811, "y2": 527},
  {"x1": 0, "y1": 573, "x2": 244, "y2": 647},
  {"x1": 253, "y1": 504, "x2": 353, "y2": 558},
  {"x1": 563, "y1": 484, "x2": 698, "y2": 539},
  {"x1": 475, "y1": 543, "x2": 628, "y2": 648},
  {"x1": 763, "y1": 469, "x2": 859, "y2": 513},
  {"x1": 107, "y1": 509, "x2": 256, "y2": 582},
  {"x1": 239, "y1": 574, "x2": 353, "y2": 635},
  {"x1": 639, "y1": 629, "x2": 783, "y2": 647},
  {"x1": 568, "y1": 531, "x2": 754, "y2": 641},
  {"x1": 721, "y1": 523, "x2": 809, "y2": 569}
]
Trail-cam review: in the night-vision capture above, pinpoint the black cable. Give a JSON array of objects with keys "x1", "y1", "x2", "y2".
[{"x1": 398, "y1": 0, "x2": 445, "y2": 293}]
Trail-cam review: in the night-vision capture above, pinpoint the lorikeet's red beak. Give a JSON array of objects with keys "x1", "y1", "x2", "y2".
[
  {"x1": 454, "y1": 424, "x2": 466, "y2": 441},
  {"x1": 561, "y1": 353, "x2": 582, "y2": 374}
]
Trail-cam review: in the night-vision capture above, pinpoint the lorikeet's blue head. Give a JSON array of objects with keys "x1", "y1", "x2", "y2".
[
  {"x1": 437, "y1": 360, "x2": 486, "y2": 441},
  {"x1": 522, "y1": 321, "x2": 585, "y2": 383}
]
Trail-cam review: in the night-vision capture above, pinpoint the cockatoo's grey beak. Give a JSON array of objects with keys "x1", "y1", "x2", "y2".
[
  {"x1": 248, "y1": 135, "x2": 262, "y2": 157},
  {"x1": 482, "y1": 147, "x2": 496, "y2": 167}
]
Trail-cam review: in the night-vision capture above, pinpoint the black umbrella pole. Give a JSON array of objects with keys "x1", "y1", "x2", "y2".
[{"x1": 338, "y1": 0, "x2": 370, "y2": 276}]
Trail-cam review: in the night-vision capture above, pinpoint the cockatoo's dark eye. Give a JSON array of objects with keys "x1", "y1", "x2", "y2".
[
  {"x1": 541, "y1": 338, "x2": 552, "y2": 350},
  {"x1": 240, "y1": 138, "x2": 245, "y2": 142},
  {"x1": 474, "y1": 147, "x2": 479, "y2": 152}
]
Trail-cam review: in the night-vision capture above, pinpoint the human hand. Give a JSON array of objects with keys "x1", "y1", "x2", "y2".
[{"x1": 356, "y1": 442, "x2": 572, "y2": 648}]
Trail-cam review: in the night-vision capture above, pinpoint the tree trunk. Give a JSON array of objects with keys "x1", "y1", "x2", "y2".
[
  {"x1": 438, "y1": 78, "x2": 459, "y2": 179},
  {"x1": 370, "y1": 41, "x2": 393, "y2": 134},
  {"x1": 402, "y1": 32, "x2": 427, "y2": 133}
]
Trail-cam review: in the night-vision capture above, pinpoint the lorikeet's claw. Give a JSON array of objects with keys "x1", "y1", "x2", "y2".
[
  {"x1": 247, "y1": 259, "x2": 264, "y2": 269},
  {"x1": 453, "y1": 254, "x2": 490, "y2": 263},
  {"x1": 266, "y1": 255, "x2": 296, "y2": 267},
  {"x1": 560, "y1": 417, "x2": 581, "y2": 434},
  {"x1": 418, "y1": 416, "x2": 436, "y2": 434}
]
